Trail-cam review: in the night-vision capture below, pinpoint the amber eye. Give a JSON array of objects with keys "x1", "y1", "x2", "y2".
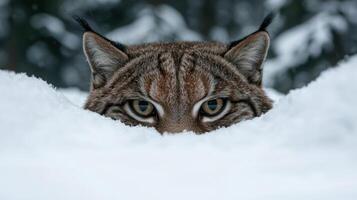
[
  {"x1": 130, "y1": 100, "x2": 155, "y2": 117},
  {"x1": 200, "y1": 98, "x2": 227, "y2": 116}
]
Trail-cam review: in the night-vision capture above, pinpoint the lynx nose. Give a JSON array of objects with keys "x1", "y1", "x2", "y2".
[{"x1": 155, "y1": 118, "x2": 196, "y2": 134}]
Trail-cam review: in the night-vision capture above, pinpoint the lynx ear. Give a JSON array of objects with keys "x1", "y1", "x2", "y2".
[
  {"x1": 225, "y1": 13, "x2": 274, "y2": 85},
  {"x1": 224, "y1": 31, "x2": 270, "y2": 85},
  {"x1": 83, "y1": 32, "x2": 128, "y2": 89}
]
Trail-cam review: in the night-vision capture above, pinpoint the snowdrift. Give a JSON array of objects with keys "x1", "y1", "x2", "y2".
[{"x1": 0, "y1": 56, "x2": 357, "y2": 200}]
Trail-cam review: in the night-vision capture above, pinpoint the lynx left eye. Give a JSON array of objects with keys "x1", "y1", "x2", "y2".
[
  {"x1": 200, "y1": 98, "x2": 227, "y2": 116},
  {"x1": 130, "y1": 100, "x2": 155, "y2": 117}
]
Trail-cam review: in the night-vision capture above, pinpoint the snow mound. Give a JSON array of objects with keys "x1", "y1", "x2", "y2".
[{"x1": 0, "y1": 56, "x2": 357, "y2": 200}]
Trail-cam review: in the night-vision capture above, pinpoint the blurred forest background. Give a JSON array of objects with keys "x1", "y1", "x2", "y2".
[{"x1": 0, "y1": 0, "x2": 356, "y2": 93}]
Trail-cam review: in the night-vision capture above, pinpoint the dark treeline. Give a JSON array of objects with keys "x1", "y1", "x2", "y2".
[{"x1": 0, "y1": 0, "x2": 356, "y2": 92}]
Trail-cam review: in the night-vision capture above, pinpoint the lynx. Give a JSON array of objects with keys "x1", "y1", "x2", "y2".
[{"x1": 77, "y1": 14, "x2": 273, "y2": 134}]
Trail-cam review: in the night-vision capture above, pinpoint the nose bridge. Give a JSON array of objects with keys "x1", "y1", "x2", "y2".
[
  {"x1": 157, "y1": 111, "x2": 195, "y2": 133},
  {"x1": 155, "y1": 51, "x2": 196, "y2": 133}
]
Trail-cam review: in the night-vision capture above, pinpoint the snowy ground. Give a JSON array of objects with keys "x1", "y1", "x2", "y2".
[{"x1": 0, "y1": 56, "x2": 357, "y2": 200}]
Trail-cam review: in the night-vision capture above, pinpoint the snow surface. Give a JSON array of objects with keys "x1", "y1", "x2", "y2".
[{"x1": 1, "y1": 56, "x2": 357, "y2": 199}]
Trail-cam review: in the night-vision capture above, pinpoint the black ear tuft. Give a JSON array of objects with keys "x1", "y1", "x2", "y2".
[
  {"x1": 73, "y1": 15, "x2": 95, "y2": 33},
  {"x1": 228, "y1": 12, "x2": 275, "y2": 49},
  {"x1": 73, "y1": 16, "x2": 127, "y2": 52},
  {"x1": 258, "y1": 12, "x2": 276, "y2": 31}
]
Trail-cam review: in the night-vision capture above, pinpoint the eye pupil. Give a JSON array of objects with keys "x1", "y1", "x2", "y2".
[
  {"x1": 138, "y1": 101, "x2": 149, "y2": 112},
  {"x1": 207, "y1": 100, "x2": 218, "y2": 111}
]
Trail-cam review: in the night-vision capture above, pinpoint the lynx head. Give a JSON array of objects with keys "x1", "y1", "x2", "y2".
[{"x1": 77, "y1": 14, "x2": 273, "y2": 134}]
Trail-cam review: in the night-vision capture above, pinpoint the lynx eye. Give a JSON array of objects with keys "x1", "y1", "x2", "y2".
[
  {"x1": 130, "y1": 100, "x2": 155, "y2": 117},
  {"x1": 201, "y1": 98, "x2": 227, "y2": 116}
]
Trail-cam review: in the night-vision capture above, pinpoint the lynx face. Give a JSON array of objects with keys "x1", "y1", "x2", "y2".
[{"x1": 79, "y1": 17, "x2": 273, "y2": 134}]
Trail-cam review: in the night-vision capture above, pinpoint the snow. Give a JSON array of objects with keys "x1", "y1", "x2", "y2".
[
  {"x1": 60, "y1": 0, "x2": 121, "y2": 14},
  {"x1": 26, "y1": 42, "x2": 57, "y2": 68},
  {"x1": 1, "y1": 55, "x2": 357, "y2": 199},
  {"x1": 107, "y1": 5, "x2": 201, "y2": 44},
  {"x1": 263, "y1": 12, "x2": 348, "y2": 86},
  {"x1": 265, "y1": 0, "x2": 290, "y2": 10},
  {"x1": 30, "y1": 13, "x2": 80, "y2": 50},
  {"x1": 59, "y1": 88, "x2": 88, "y2": 106}
]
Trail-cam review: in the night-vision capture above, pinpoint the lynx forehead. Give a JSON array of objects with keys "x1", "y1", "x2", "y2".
[{"x1": 77, "y1": 14, "x2": 274, "y2": 133}]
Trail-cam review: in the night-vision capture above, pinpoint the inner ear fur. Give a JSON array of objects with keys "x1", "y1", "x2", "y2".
[
  {"x1": 83, "y1": 32, "x2": 128, "y2": 89},
  {"x1": 224, "y1": 31, "x2": 270, "y2": 86}
]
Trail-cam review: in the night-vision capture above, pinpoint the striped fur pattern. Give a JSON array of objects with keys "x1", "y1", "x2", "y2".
[{"x1": 81, "y1": 16, "x2": 273, "y2": 134}]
